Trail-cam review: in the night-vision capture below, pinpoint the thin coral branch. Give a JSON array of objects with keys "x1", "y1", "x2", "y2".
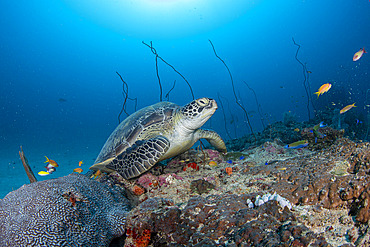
[
  {"x1": 292, "y1": 37, "x2": 312, "y2": 120},
  {"x1": 165, "y1": 80, "x2": 176, "y2": 101},
  {"x1": 116, "y1": 71, "x2": 130, "y2": 123},
  {"x1": 217, "y1": 93, "x2": 232, "y2": 140},
  {"x1": 242, "y1": 81, "x2": 266, "y2": 129},
  {"x1": 209, "y1": 39, "x2": 256, "y2": 140},
  {"x1": 142, "y1": 41, "x2": 194, "y2": 100},
  {"x1": 155, "y1": 55, "x2": 163, "y2": 101},
  {"x1": 129, "y1": 97, "x2": 138, "y2": 112},
  {"x1": 19, "y1": 146, "x2": 37, "y2": 183},
  {"x1": 304, "y1": 64, "x2": 317, "y2": 114}
]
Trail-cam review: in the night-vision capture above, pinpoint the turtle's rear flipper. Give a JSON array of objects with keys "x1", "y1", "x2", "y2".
[{"x1": 106, "y1": 136, "x2": 170, "y2": 180}]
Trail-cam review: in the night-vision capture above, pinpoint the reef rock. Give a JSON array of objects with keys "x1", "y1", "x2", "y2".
[
  {"x1": 124, "y1": 194, "x2": 328, "y2": 246},
  {"x1": 0, "y1": 174, "x2": 130, "y2": 246}
]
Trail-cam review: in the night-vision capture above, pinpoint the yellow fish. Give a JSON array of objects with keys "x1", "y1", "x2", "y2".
[
  {"x1": 294, "y1": 128, "x2": 300, "y2": 132},
  {"x1": 73, "y1": 168, "x2": 83, "y2": 173},
  {"x1": 353, "y1": 48, "x2": 366, "y2": 62},
  {"x1": 44, "y1": 156, "x2": 59, "y2": 167},
  {"x1": 38, "y1": 171, "x2": 50, "y2": 176},
  {"x1": 208, "y1": 161, "x2": 218, "y2": 167},
  {"x1": 314, "y1": 83, "x2": 332, "y2": 98},
  {"x1": 78, "y1": 160, "x2": 83, "y2": 166},
  {"x1": 179, "y1": 159, "x2": 190, "y2": 163},
  {"x1": 284, "y1": 140, "x2": 309, "y2": 149},
  {"x1": 277, "y1": 167, "x2": 287, "y2": 171},
  {"x1": 340, "y1": 103, "x2": 356, "y2": 114}
]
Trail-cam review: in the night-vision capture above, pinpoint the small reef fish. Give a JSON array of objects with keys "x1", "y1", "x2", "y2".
[
  {"x1": 340, "y1": 103, "x2": 356, "y2": 114},
  {"x1": 179, "y1": 159, "x2": 190, "y2": 163},
  {"x1": 314, "y1": 83, "x2": 331, "y2": 98},
  {"x1": 284, "y1": 140, "x2": 309, "y2": 149},
  {"x1": 38, "y1": 171, "x2": 50, "y2": 176},
  {"x1": 356, "y1": 119, "x2": 363, "y2": 126},
  {"x1": 73, "y1": 168, "x2": 83, "y2": 173},
  {"x1": 78, "y1": 160, "x2": 83, "y2": 166},
  {"x1": 44, "y1": 156, "x2": 59, "y2": 167},
  {"x1": 311, "y1": 122, "x2": 326, "y2": 143},
  {"x1": 314, "y1": 121, "x2": 326, "y2": 129},
  {"x1": 227, "y1": 160, "x2": 233, "y2": 164},
  {"x1": 294, "y1": 128, "x2": 300, "y2": 132},
  {"x1": 208, "y1": 161, "x2": 218, "y2": 167},
  {"x1": 45, "y1": 166, "x2": 56, "y2": 174},
  {"x1": 93, "y1": 170, "x2": 101, "y2": 179},
  {"x1": 353, "y1": 48, "x2": 366, "y2": 61}
]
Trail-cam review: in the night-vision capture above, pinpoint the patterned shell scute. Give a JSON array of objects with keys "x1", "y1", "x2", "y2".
[{"x1": 95, "y1": 101, "x2": 179, "y2": 165}]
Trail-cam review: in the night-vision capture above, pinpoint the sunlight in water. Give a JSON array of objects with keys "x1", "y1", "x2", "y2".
[{"x1": 64, "y1": 0, "x2": 258, "y2": 39}]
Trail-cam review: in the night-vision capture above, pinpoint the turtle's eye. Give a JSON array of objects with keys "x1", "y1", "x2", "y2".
[{"x1": 197, "y1": 98, "x2": 209, "y2": 107}]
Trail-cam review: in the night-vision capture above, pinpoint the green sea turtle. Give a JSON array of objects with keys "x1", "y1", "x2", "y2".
[{"x1": 90, "y1": 97, "x2": 227, "y2": 180}]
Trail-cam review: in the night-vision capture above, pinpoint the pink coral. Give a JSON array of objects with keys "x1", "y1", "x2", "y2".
[
  {"x1": 137, "y1": 173, "x2": 158, "y2": 189},
  {"x1": 158, "y1": 173, "x2": 183, "y2": 187},
  {"x1": 205, "y1": 149, "x2": 224, "y2": 163},
  {"x1": 263, "y1": 142, "x2": 285, "y2": 154}
]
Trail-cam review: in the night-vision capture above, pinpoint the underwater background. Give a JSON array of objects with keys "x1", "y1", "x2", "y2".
[{"x1": 0, "y1": 0, "x2": 369, "y2": 197}]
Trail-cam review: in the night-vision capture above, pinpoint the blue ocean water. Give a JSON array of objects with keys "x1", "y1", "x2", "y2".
[{"x1": 0, "y1": 0, "x2": 369, "y2": 197}]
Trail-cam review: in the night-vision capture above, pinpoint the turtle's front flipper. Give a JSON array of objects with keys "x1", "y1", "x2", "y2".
[
  {"x1": 195, "y1": 129, "x2": 227, "y2": 154},
  {"x1": 106, "y1": 136, "x2": 170, "y2": 180}
]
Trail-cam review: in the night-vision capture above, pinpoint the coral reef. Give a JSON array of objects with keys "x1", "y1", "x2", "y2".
[
  {"x1": 5, "y1": 133, "x2": 370, "y2": 246},
  {"x1": 124, "y1": 194, "x2": 328, "y2": 246},
  {"x1": 189, "y1": 179, "x2": 215, "y2": 194},
  {"x1": 301, "y1": 125, "x2": 345, "y2": 150},
  {"x1": 0, "y1": 174, "x2": 130, "y2": 246},
  {"x1": 118, "y1": 136, "x2": 370, "y2": 245}
]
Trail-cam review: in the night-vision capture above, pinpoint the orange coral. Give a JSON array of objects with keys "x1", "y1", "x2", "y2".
[
  {"x1": 132, "y1": 185, "x2": 145, "y2": 196},
  {"x1": 126, "y1": 228, "x2": 151, "y2": 247},
  {"x1": 225, "y1": 167, "x2": 233, "y2": 175},
  {"x1": 135, "y1": 229, "x2": 151, "y2": 247}
]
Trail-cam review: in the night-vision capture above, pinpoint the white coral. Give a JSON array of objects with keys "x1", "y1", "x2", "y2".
[{"x1": 250, "y1": 192, "x2": 292, "y2": 210}]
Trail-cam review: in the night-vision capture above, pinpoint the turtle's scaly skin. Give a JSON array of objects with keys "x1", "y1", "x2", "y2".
[{"x1": 90, "y1": 98, "x2": 227, "y2": 180}]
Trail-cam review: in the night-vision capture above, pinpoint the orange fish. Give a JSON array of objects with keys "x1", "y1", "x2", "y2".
[
  {"x1": 353, "y1": 48, "x2": 366, "y2": 61},
  {"x1": 93, "y1": 170, "x2": 101, "y2": 179},
  {"x1": 73, "y1": 168, "x2": 83, "y2": 173},
  {"x1": 340, "y1": 103, "x2": 356, "y2": 114},
  {"x1": 44, "y1": 156, "x2": 59, "y2": 167},
  {"x1": 314, "y1": 83, "x2": 331, "y2": 98},
  {"x1": 78, "y1": 160, "x2": 83, "y2": 166}
]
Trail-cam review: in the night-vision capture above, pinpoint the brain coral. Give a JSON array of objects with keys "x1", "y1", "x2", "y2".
[{"x1": 0, "y1": 173, "x2": 130, "y2": 246}]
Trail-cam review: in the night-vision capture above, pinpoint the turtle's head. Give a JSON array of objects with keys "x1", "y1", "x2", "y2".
[{"x1": 180, "y1": 97, "x2": 217, "y2": 130}]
